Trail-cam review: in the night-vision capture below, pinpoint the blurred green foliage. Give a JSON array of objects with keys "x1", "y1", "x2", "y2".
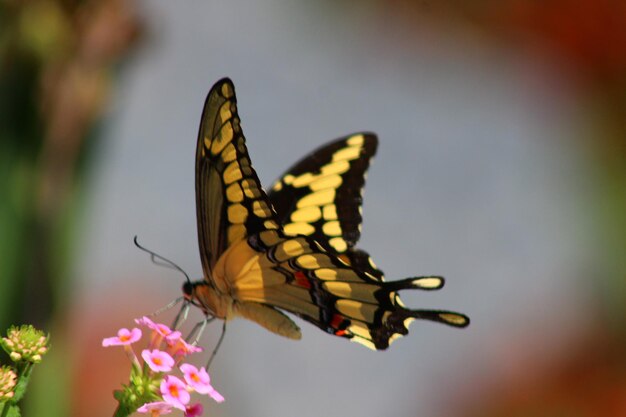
[
  {"x1": 1, "y1": 0, "x2": 141, "y2": 414},
  {"x1": 1, "y1": 0, "x2": 51, "y2": 332},
  {"x1": 1, "y1": 0, "x2": 141, "y2": 325}
]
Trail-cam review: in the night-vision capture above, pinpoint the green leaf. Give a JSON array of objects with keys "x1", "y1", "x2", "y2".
[
  {"x1": 4, "y1": 403, "x2": 21, "y2": 417},
  {"x1": 11, "y1": 363, "x2": 32, "y2": 402}
]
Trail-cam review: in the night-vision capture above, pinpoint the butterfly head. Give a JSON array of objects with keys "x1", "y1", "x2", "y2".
[{"x1": 182, "y1": 281, "x2": 194, "y2": 300}]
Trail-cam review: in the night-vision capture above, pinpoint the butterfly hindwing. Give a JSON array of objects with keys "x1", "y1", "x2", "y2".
[{"x1": 239, "y1": 231, "x2": 469, "y2": 350}]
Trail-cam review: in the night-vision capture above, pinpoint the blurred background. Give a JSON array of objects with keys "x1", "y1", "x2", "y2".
[{"x1": 1, "y1": 1, "x2": 626, "y2": 416}]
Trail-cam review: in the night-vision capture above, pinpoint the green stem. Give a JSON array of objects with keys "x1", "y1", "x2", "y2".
[
  {"x1": 0, "y1": 401, "x2": 9, "y2": 417},
  {"x1": 112, "y1": 403, "x2": 130, "y2": 417}
]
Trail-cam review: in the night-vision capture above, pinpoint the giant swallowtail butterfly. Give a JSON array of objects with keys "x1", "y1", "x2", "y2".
[{"x1": 183, "y1": 78, "x2": 469, "y2": 350}]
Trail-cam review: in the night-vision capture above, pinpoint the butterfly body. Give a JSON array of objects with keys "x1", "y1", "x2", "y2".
[
  {"x1": 184, "y1": 238, "x2": 303, "y2": 339},
  {"x1": 186, "y1": 78, "x2": 469, "y2": 350}
]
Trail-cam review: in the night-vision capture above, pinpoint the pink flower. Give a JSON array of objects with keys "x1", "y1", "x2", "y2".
[
  {"x1": 135, "y1": 317, "x2": 175, "y2": 337},
  {"x1": 160, "y1": 375, "x2": 190, "y2": 411},
  {"x1": 180, "y1": 363, "x2": 224, "y2": 403},
  {"x1": 166, "y1": 333, "x2": 203, "y2": 358},
  {"x1": 164, "y1": 331, "x2": 183, "y2": 344},
  {"x1": 102, "y1": 328, "x2": 142, "y2": 347},
  {"x1": 137, "y1": 401, "x2": 173, "y2": 414},
  {"x1": 142, "y1": 349, "x2": 175, "y2": 373},
  {"x1": 179, "y1": 363, "x2": 209, "y2": 390},
  {"x1": 136, "y1": 316, "x2": 178, "y2": 349},
  {"x1": 205, "y1": 386, "x2": 225, "y2": 403},
  {"x1": 107, "y1": 318, "x2": 224, "y2": 415},
  {"x1": 184, "y1": 403, "x2": 203, "y2": 417}
]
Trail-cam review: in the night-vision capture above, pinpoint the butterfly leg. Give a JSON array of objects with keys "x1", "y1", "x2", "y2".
[
  {"x1": 207, "y1": 321, "x2": 227, "y2": 370},
  {"x1": 171, "y1": 300, "x2": 191, "y2": 329},
  {"x1": 186, "y1": 315, "x2": 216, "y2": 346}
]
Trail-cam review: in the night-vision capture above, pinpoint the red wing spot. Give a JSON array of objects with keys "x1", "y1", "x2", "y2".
[
  {"x1": 294, "y1": 271, "x2": 311, "y2": 289},
  {"x1": 330, "y1": 313, "x2": 345, "y2": 329},
  {"x1": 335, "y1": 330, "x2": 347, "y2": 336}
]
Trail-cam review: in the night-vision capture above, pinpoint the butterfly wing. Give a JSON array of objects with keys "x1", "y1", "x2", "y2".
[
  {"x1": 233, "y1": 231, "x2": 469, "y2": 350},
  {"x1": 260, "y1": 135, "x2": 468, "y2": 348},
  {"x1": 268, "y1": 134, "x2": 387, "y2": 281},
  {"x1": 268, "y1": 133, "x2": 377, "y2": 254},
  {"x1": 195, "y1": 77, "x2": 280, "y2": 287},
  {"x1": 192, "y1": 78, "x2": 469, "y2": 350}
]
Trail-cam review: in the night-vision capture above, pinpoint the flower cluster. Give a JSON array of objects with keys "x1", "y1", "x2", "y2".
[
  {"x1": 1, "y1": 325, "x2": 49, "y2": 363},
  {"x1": 0, "y1": 366, "x2": 17, "y2": 402},
  {"x1": 0, "y1": 325, "x2": 49, "y2": 416},
  {"x1": 104, "y1": 317, "x2": 223, "y2": 417}
]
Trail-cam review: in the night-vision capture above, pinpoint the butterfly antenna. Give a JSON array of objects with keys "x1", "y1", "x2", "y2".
[
  {"x1": 133, "y1": 235, "x2": 191, "y2": 284},
  {"x1": 207, "y1": 322, "x2": 227, "y2": 370}
]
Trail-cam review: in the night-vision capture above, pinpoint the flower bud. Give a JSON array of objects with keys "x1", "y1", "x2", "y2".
[
  {"x1": 1, "y1": 325, "x2": 50, "y2": 364},
  {"x1": 0, "y1": 366, "x2": 17, "y2": 402}
]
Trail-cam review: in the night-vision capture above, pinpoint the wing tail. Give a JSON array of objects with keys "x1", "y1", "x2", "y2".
[
  {"x1": 407, "y1": 309, "x2": 470, "y2": 328},
  {"x1": 386, "y1": 275, "x2": 445, "y2": 291}
]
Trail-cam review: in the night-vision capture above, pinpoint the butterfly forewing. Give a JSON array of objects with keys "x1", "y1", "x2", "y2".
[
  {"x1": 195, "y1": 78, "x2": 279, "y2": 276},
  {"x1": 268, "y1": 133, "x2": 377, "y2": 254},
  {"x1": 267, "y1": 133, "x2": 390, "y2": 282}
]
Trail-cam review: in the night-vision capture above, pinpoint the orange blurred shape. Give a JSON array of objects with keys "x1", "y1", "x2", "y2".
[
  {"x1": 488, "y1": 0, "x2": 626, "y2": 84},
  {"x1": 455, "y1": 326, "x2": 626, "y2": 417}
]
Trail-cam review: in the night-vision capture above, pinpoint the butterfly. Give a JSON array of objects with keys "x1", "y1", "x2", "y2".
[{"x1": 183, "y1": 78, "x2": 469, "y2": 350}]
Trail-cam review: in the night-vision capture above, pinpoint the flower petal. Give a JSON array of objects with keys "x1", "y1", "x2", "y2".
[
  {"x1": 184, "y1": 402, "x2": 204, "y2": 417},
  {"x1": 137, "y1": 401, "x2": 174, "y2": 414},
  {"x1": 102, "y1": 328, "x2": 142, "y2": 347},
  {"x1": 161, "y1": 375, "x2": 191, "y2": 410},
  {"x1": 142, "y1": 349, "x2": 175, "y2": 373}
]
